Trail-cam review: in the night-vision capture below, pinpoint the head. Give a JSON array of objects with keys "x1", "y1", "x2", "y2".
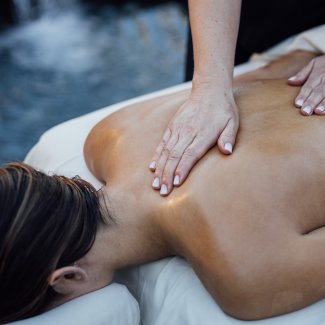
[{"x1": 0, "y1": 162, "x2": 111, "y2": 324}]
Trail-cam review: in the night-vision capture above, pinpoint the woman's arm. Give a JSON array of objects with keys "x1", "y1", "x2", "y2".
[
  {"x1": 149, "y1": 0, "x2": 242, "y2": 196},
  {"x1": 189, "y1": 0, "x2": 241, "y2": 89}
]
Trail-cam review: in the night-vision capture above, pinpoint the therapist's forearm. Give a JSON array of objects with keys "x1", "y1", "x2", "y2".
[{"x1": 188, "y1": 0, "x2": 241, "y2": 89}]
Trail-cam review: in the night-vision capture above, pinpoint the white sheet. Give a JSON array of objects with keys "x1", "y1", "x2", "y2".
[
  {"x1": 116, "y1": 258, "x2": 325, "y2": 325},
  {"x1": 7, "y1": 284, "x2": 140, "y2": 325},
  {"x1": 24, "y1": 25, "x2": 325, "y2": 325}
]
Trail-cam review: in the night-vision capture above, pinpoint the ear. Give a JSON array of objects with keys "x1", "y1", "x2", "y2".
[{"x1": 48, "y1": 266, "x2": 88, "y2": 295}]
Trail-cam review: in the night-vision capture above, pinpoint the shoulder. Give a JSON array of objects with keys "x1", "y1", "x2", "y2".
[{"x1": 83, "y1": 111, "x2": 125, "y2": 183}]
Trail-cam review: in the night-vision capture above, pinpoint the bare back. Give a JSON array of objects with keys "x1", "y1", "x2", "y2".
[{"x1": 84, "y1": 51, "x2": 325, "y2": 319}]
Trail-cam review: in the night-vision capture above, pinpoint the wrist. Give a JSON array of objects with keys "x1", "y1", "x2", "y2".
[
  {"x1": 192, "y1": 71, "x2": 233, "y2": 92},
  {"x1": 191, "y1": 77, "x2": 233, "y2": 97},
  {"x1": 189, "y1": 84, "x2": 235, "y2": 106}
]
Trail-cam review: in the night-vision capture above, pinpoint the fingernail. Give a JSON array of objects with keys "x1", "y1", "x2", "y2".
[
  {"x1": 302, "y1": 106, "x2": 312, "y2": 115},
  {"x1": 225, "y1": 142, "x2": 233, "y2": 154},
  {"x1": 316, "y1": 105, "x2": 325, "y2": 113},
  {"x1": 160, "y1": 184, "x2": 168, "y2": 195},
  {"x1": 288, "y1": 76, "x2": 297, "y2": 81},
  {"x1": 173, "y1": 175, "x2": 180, "y2": 186},
  {"x1": 149, "y1": 161, "x2": 156, "y2": 170},
  {"x1": 152, "y1": 177, "x2": 160, "y2": 188},
  {"x1": 296, "y1": 99, "x2": 304, "y2": 107}
]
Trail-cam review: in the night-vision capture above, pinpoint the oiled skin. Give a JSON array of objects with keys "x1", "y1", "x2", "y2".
[{"x1": 84, "y1": 52, "x2": 325, "y2": 320}]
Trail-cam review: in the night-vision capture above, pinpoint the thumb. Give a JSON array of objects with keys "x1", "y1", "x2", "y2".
[
  {"x1": 288, "y1": 59, "x2": 314, "y2": 86},
  {"x1": 217, "y1": 118, "x2": 239, "y2": 155}
]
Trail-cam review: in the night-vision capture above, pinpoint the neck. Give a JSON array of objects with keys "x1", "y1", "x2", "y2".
[{"x1": 97, "y1": 185, "x2": 172, "y2": 272}]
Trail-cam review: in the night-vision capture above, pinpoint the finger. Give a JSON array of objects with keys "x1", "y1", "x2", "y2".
[
  {"x1": 174, "y1": 136, "x2": 209, "y2": 186},
  {"x1": 294, "y1": 83, "x2": 313, "y2": 108},
  {"x1": 159, "y1": 135, "x2": 195, "y2": 196},
  {"x1": 300, "y1": 84, "x2": 324, "y2": 116},
  {"x1": 288, "y1": 59, "x2": 314, "y2": 86},
  {"x1": 314, "y1": 99, "x2": 325, "y2": 115},
  {"x1": 149, "y1": 128, "x2": 171, "y2": 171},
  {"x1": 152, "y1": 133, "x2": 179, "y2": 190},
  {"x1": 217, "y1": 118, "x2": 239, "y2": 155}
]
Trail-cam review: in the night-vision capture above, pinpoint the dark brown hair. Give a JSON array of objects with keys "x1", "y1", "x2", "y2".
[{"x1": 0, "y1": 162, "x2": 106, "y2": 324}]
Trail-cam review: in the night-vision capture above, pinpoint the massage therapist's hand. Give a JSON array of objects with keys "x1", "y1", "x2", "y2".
[
  {"x1": 288, "y1": 54, "x2": 325, "y2": 115},
  {"x1": 149, "y1": 84, "x2": 239, "y2": 196}
]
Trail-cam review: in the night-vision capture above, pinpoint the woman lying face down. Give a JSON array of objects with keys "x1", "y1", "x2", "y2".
[
  {"x1": 1, "y1": 50, "x2": 325, "y2": 323},
  {"x1": 0, "y1": 163, "x2": 116, "y2": 323}
]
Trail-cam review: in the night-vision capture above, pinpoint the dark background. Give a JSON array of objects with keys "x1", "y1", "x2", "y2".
[{"x1": 0, "y1": 0, "x2": 188, "y2": 164}]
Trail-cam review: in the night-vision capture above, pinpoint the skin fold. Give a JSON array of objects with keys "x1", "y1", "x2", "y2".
[{"x1": 84, "y1": 51, "x2": 325, "y2": 320}]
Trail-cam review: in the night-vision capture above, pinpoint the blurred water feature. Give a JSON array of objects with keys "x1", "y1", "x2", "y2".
[
  {"x1": 0, "y1": 1, "x2": 187, "y2": 163},
  {"x1": 12, "y1": 0, "x2": 78, "y2": 22}
]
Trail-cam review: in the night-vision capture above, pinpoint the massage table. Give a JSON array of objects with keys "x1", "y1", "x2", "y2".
[{"x1": 7, "y1": 25, "x2": 325, "y2": 324}]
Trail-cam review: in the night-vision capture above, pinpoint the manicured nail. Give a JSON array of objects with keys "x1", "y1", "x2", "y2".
[
  {"x1": 173, "y1": 175, "x2": 180, "y2": 186},
  {"x1": 149, "y1": 161, "x2": 156, "y2": 170},
  {"x1": 296, "y1": 99, "x2": 304, "y2": 107},
  {"x1": 288, "y1": 76, "x2": 297, "y2": 81},
  {"x1": 160, "y1": 184, "x2": 168, "y2": 195},
  {"x1": 316, "y1": 105, "x2": 325, "y2": 113},
  {"x1": 225, "y1": 142, "x2": 233, "y2": 154},
  {"x1": 302, "y1": 106, "x2": 312, "y2": 115},
  {"x1": 152, "y1": 177, "x2": 160, "y2": 188}
]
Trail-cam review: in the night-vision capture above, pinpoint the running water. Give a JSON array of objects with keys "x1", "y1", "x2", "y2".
[
  {"x1": 12, "y1": 0, "x2": 77, "y2": 22},
  {"x1": 12, "y1": 0, "x2": 33, "y2": 22},
  {"x1": 0, "y1": 1, "x2": 187, "y2": 163}
]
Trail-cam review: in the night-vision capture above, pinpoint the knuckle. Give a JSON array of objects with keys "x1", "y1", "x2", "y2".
[
  {"x1": 182, "y1": 125, "x2": 195, "y2": 136},
  {"x1": 154, "y1": 146, "x2": 162, "y2": 156},
  {"x1": 169, "y1": 149, "x2": 181, "y2": 160},
  {"x1": 161, "y1": 173, "x2": 170, "y2": 184},
  {"x1": 155, "y1": 145, "x2": 163, "y2": 156},
  {"x1": 161, "y1": 139, "x2": 167, "y2": 148},
  {"x1": 162, "y1": 147, "x2": 171, "y2": 156},
  {"x1": 184, "y1": 147, "x2": 198, "y2": 158},
  {"x1": 196, "y1": 132, "x2": 209, "y2": 141},
  {"x1": 161, "y1": 176, "x2": 167, "y2": 184}
]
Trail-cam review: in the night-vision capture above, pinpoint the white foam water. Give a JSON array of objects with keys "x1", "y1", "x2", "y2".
[
  {"x1": 0, "y1": 1, "x2": 107, "y2": 73},
  {"x1": 0, "y1": 2, "x2": 186, "y2": 74}
]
